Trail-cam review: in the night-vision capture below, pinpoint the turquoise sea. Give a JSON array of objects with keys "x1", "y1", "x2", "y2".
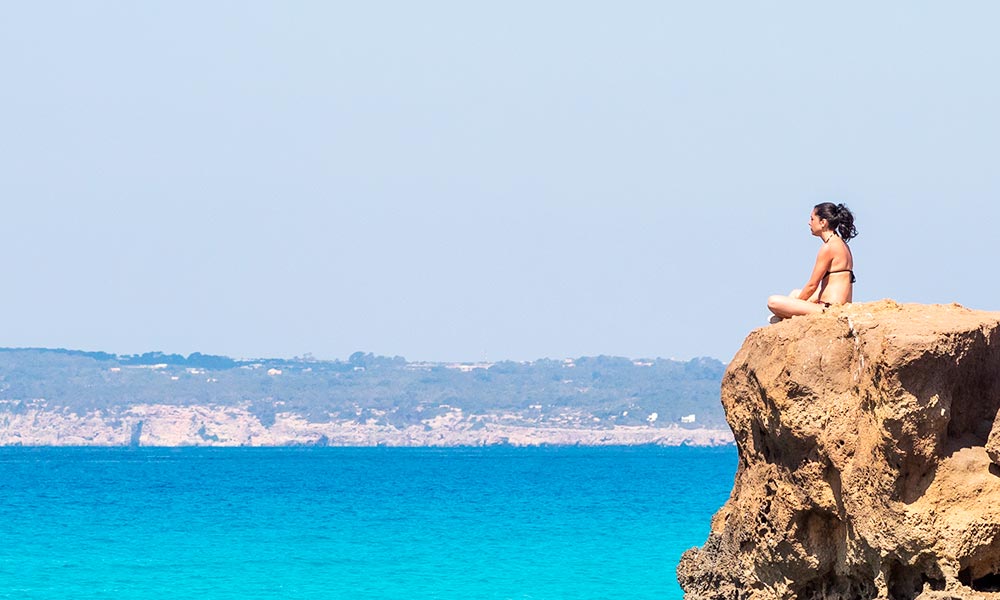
[{"x1": 0, "y1": 446, "x2": 736, "y2": 600}]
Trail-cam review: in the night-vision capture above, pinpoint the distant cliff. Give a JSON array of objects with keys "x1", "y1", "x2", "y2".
[
  {"x1": 678, "y1": 301, "x2": 1000, "y2": 599},
  {"x1": 0, "y1": 350, "x2": 731, "y2": 447},
  {"x1": 0, "y1": 404, "x2": 732, "y2": 447}
]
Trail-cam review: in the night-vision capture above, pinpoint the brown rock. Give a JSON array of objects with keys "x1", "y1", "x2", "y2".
[
  {"x1": 987, "y1": 419, "x2": 1000, "y2": 467},
  {"x1": 678, "y1": 301, "x2": 1000, "y2": 600}
]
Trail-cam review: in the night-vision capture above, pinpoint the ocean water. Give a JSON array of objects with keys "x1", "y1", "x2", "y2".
[{"x1": 0, "y1": 446, "x2": 736, "y2": 600}]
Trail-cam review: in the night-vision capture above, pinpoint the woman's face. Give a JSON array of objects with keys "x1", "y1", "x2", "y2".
[{"x1": 808, "y1": 210, "x2": 828, "y2": 237}]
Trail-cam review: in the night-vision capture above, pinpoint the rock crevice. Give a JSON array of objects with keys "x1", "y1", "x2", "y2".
[{"x1": 679, "y1": 301, "x2": 1000, "y2": 600}]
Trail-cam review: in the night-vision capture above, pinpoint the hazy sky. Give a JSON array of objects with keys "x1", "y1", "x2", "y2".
[{"x1": 2, "y1": 3, "x2": 998, "y2": 362}]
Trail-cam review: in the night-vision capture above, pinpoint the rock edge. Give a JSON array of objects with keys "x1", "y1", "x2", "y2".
[{"x1": 678, "y1": 300, "x2": 1000, "y2": 600}]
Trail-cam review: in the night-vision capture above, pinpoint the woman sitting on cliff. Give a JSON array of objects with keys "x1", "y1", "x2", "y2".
[{"x1": 767, "y1": 203, "x2": 857, "y2": 321}]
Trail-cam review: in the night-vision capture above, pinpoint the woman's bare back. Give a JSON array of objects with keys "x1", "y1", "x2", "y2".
[{"x1": 818, "y1": 236, "x2": 853, "y2": 305}]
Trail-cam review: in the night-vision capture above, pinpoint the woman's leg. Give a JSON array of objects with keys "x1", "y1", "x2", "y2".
[
  {"x1": 767, "y1": 293, "x2": 825, "y2": 319},
  {"x1": 788, "y1": 287, "x2": 821, "y2": 302}
]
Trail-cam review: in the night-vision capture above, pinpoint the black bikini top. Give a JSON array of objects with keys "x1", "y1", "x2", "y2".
[{"x1": 827, "y1": 269, "x2": 856, "y2": 283}]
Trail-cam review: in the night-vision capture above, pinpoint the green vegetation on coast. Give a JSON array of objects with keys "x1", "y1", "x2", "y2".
[{"x1": 0, "y1": 348, "x2": 726, "y2": 430}]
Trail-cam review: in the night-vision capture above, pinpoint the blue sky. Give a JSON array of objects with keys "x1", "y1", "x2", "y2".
[{"x1": 2, "y1": 2, "x2": 998, "y2": 362}]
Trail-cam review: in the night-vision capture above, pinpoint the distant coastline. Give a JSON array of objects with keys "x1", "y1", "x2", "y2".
[
  {"x1": 0, "y1": 348, "x2": 731, "y2": 447},
  {"x1": 0, "y1": 403, "x2": 734, "y2": 447}
]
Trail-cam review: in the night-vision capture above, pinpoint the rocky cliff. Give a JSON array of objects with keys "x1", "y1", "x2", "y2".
[{"x1": 678, "y1": 301, "x2": 1000, "y2": 600}]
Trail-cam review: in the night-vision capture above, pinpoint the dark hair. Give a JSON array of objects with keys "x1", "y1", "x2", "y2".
[{"x1": 814, "y1": 202, "x2": 858, "y2": 241}]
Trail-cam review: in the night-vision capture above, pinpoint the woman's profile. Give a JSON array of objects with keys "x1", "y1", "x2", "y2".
[{"x1": 767, "y1": 203, "x2": 857, "y2": 321}]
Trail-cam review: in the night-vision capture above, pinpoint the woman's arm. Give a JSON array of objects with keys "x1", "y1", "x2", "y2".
[{"x1": 797, "y1": 245, "x2": 833, "y2": 301}]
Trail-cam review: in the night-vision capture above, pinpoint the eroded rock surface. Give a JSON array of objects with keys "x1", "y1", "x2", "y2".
[
  {"x1": 678, "y1": 301, "x2": 1000, "y2": 600},
  {"x1": 987, "y1": 420, "x2": 1000, "y2": 467}
]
